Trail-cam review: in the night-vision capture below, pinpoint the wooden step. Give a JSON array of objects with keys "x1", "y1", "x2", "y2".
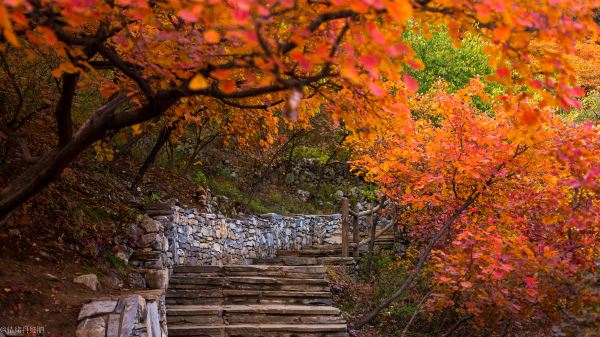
[
  {"x1": 169, "y1": 323, "x2": 348, "y2": 337},
  {"x1": 170, "y1": 276, "x2": 329, "y2": 286},
  {"x1": 166, "y1": 264, "x2": 347, "y2": 336},
  {"x1": 173, "y1": 265, "x2": 327, "y2": 274},
  {"x1": 168, "y1": 304, "x2": 344, "y2": 325}
]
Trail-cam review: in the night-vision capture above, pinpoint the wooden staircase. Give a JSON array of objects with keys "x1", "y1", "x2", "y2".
[{"x1": 166, "y1": 265, "x2": 348, "y2": 337}]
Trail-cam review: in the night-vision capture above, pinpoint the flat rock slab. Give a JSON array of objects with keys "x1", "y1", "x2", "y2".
[{"x1": 78, "y1": 300, "x2": 117, "y2": 320}]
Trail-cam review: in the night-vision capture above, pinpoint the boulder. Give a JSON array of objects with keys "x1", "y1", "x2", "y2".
[{"x1": 74, "y1": 274, "x2": 100, "y2": 291}]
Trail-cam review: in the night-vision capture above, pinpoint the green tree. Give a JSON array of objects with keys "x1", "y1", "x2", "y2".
[{"x1": 404, "y1": 24, "x2": 496, "y2": 94}]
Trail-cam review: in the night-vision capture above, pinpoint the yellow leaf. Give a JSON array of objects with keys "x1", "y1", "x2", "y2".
[
  {"x1": 385, "y1": 0, "x2": 413, "y2": 24},
  {"x1": 189, "y1": 74, "x2": 209, "y2": 90}
]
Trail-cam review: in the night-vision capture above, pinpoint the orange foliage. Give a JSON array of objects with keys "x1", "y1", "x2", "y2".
[{"x1": 354, "y1": 79, "x2": 599, "y2": 335}]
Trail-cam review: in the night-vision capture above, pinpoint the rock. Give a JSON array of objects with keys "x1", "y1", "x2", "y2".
[
  {"x1": 107, "y1": 272, "x2": 124, "y2": 290},
  {"x1": 141, "y1": 215, "x2": 161, "y2": 233},
  {"x1": 128, "y1": 272, "x2": 146, "y2": 288},
  {"x1": 146, "y1": 301, "x2": 161, "y2": 337},
  {"x1": 45, "y1": 273, "x2": 59, "y2": 281},
  {"x1": 296, "y1": 189, "x2": 310, "y2": 198},
  {"x1": 145, "y1": 269, "x2": 168, "y2": 289},
  {"x1": 74, "y1": 274, "x2": 100, "y2": 291},
  {"x1": 76, "y1": 317, "x2": 106, "y2": 337},
  {"x1": 138, "y1": 233, "x2": 160, "y2": 248},
  {"x1": 120, "y1": 295, "x2": 144, "y2": 337},
  {"x1": 335, "y1": 190, "x2": 344, "y2": 199},
  {"x1": 105, "y1": 314, "x2": 120, "y2": 337},
  {"x1": 78, "y1": 300, "x2": 117, "y2": 320}
]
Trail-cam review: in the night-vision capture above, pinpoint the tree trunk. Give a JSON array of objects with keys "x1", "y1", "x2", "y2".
[
  {"x1": 354, "y1": 195, "x2": 478, "y2": 328},
  {"x1": 0, "y1": 93, "x2": 176, "y2": 221},
  {"x1": 129, "y1": 126, "x2": 172, "y2": 192},
  {"x1": 183, "y1": 131, "x2": 217, "y2": 176},
  {"x1": 365, "y1": 202, "x2": 378, "y2": 275},
  {"x1": 400, "y1": 291, "x2": 431, "y2": 337}
]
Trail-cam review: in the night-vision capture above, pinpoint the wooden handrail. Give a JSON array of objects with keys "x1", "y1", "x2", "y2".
[
  {"x1": 348, "y1": 198, "x2": 388, "y2": 217},
  {"x1": 348, "y1": 221, "x2": 395, "y2": 248}
]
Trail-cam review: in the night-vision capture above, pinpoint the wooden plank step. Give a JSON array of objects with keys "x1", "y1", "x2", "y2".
[
  {"x1": 316, "y1": 257, "x2": 355, "y2": 265},
  {"x1": 169, "y1": 323, "x2": 347, "y2": 336},
  {"x1": 168, "y1": 304, "x2": 341, "y2": 316},
  {"x1": 171, "y1": 277, "x2": 329, "y2": 285},
  {"x1": 167, "y1": 297, "x2": 333, "y2": 306},
  {"x1": 222, "y1": 290, "x2": 331, "y2": 298},
  {"x1": 167, "y1": 289, "x2": 331, "y2": 300},
  {"x1": 167, "y1": 305, "x2": 344, "y2": 325}
]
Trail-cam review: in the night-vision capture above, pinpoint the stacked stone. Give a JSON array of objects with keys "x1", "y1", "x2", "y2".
[
  {"x1": 148, "y1": 206, "x2": 344, "y2": 267},
  {"x1": 128, "y1": 215, "x2": 170, "y2": 289},
  {"x1": 76, "y1": 293, "x2": 167, "y2": 337}
]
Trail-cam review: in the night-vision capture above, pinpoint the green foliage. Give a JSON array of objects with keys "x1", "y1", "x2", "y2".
[
  {"x1": 561, "y1": 90, "x2": 600, "y2": 122},
  {"x1": 80, "y1": 205, "x2": 110, "y2": 224},
  {"x1": 292, "y1": 146, "x2": 334, "y2": 164},
  {"x1": 193, "y1": 170, "x2": 208, "y2": 185},
  {"x1": 105, "y1": 254, "x2": 128, "y2": 270},
  {"x1": 247, "y1": 199, "x2": 269, "y2": 214},
  {"x1": 403, "y1": 24, "x2": 494, "y2": 94},
  {"x1": 209, "y1": 179, "x2": 244, "y2": 202}
]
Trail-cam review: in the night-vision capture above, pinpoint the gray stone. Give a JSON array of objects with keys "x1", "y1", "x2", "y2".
[
  {"x1": 141, "y1": 215, "x2": 161, "y2": 233},
  {"x1": 76, "y1": 317, "x2": 106, "y2": 337},
  {"x1": 139, "y1": 233, "x2": 160, "y2": 248},
  {"x1": 120, "y1": 295, "x2": 144, "y2": 337},
  {"x1": 106, "y1": 314, "x2": 120, "y2": 337},
  {"x1": 146, "y1": 301, "x2": 161, "y2": 337},
  {"x1": 128, "y1": 272, "x2": 146, "y2": 288},
  {"x1": 78, "y1": 300, "x2": 117, "y2": 320},
  {"x1": 74, "y1": 274, "x2": 100, "y2": 291},
  {"x1": 145, "y1": 269, "x2": 168, "y2": 289}
]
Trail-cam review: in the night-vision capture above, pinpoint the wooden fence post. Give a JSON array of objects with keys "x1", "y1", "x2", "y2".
[
  {"x1": 353, "y1": 208, "x2": 360, "y2": 260},
  {"x1": 366, "y1": 202, "x2": 377, "y2": 273},
  {"x1": 341, "y1": 197, "x2": 349, "y2": 257}
]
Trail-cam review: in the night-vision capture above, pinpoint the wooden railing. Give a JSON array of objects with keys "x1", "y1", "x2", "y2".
[{"x1": 340, "y1": 197, "x2": 390, "y2": 260}]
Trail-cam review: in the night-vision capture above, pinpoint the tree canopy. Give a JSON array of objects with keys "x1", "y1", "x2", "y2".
[{"x1": 0, "y1": 1, "x2": 599, "y2": 335}]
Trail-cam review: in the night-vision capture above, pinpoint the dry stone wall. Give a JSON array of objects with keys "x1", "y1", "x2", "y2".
[
  {"x1": 160, "y1": 207, "x2": 343, "y2": 266},
  {"x1": 124, "y1": 204, "x2": 345, "y2": 290}
]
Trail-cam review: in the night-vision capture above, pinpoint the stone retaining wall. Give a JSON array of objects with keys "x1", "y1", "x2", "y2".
[
  {"x1": 125, "y1": 204, "x2": 348, "y2": 290},
  {"x1": 160, "y1": 207, "x2": 343, "y2": 266}
]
